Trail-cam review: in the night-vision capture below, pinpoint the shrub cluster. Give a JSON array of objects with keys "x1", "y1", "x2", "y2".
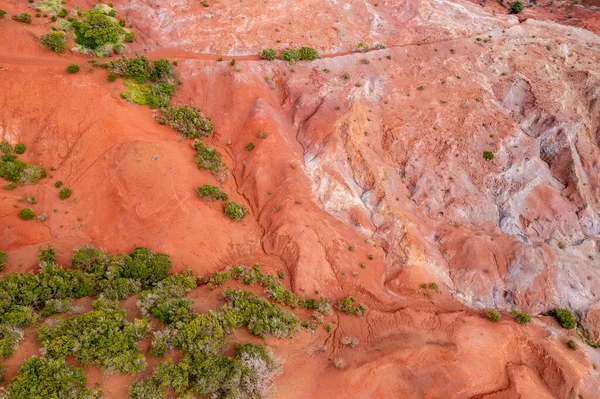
[
  {"x1": 156, "y1": 105, "x2": 214, "y2": 138},
  {"x1": 0, "y1": 152, "x2": 46, "y2": 185},
  {"x1": 40, "y1": 31, "x2": 67, "y2": 53},
  {"x1": 511, "y1": 310, "x2": 531, "y2": 325},
  {"x1": 121, "y1": 81, "x2": 174, "y2": 109},
  {"x1": 224, "y1": 201, "x2": 249, "y2": 221},
  {"x1": 553, "y1": 308, "x2": 576, "y2": 329},
  {"x1": 8, "y1": 357, "x2": 100, "y2": 399},
  {"x1": 261, "y1": 48, "x2": 277, "y2": 60},
  {"x1": 193, "y1": 140, "x2": 227, "y2": 178},
  {"x1": 335, "y1": 296, "x2": 367, "y2": 317},
  {"x1": 107, "y1": 56, "x2": 177, "y2": 85},
  {"x1": 196, "y1": 184, "x2": 228, "y2": 201},
  {"x1": 12, "y1": 13, "x2": 32, "y2": 23},
  {"x1": 71, "y1": 6, "x2": 132, "y2": 56},
  {"x1": 282, "y1": 46, "x2": 319, "y2": 63}
]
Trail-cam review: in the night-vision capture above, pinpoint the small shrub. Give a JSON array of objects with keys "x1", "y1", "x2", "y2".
[
  {"x1": 156, "y1": 105, "x2": 214, "y2": 138},
  {"x1": 54, "y1": 180, "x2": 63, "y2": 188},
  {"x1": 282, "y1": 48, "x2": 301, "y2": 64},
  {"x1": 0, "y1": 141, "x2": 11, "y2": 153},
  {"x1": 246, "y1": 142, "x2": 255, "y2": 151},
  {"x1": 4, "y1": 183, "x2": 17, "y2": 191},
  {"x1": 59, "y1": 188, "x2": 72, "y2": 199},
  {"x1": 483, "y1": 151, "x2": 494, "y2": 160},
  {"x1": 357, "y1": 42, "x2": 369, "y2": 52},
  {"x1": 567, "y1": 339, "x2": 577, "y2": 350},
  {"x1": 13, "y1": 143, "x2": 26, "y2": 154},
  {"x1": 486, "y1": 310, "x2": 501, "y2": 321},
  {"x1": 553, "y1": 308, "x2": 576, "y2": 329},
  {"x1": 0, "y1": 10, "x2": 7, "y2": 18},
  {"x1": 196, "y1": 184, "x2": 227, "y2": 201},
  {"x1": 66, "y1": 64, "x2": 80, "y2": 74},
  {"x1": 19, "y1": 208, "x2": 35, "y2": 220},
  {"x1": 299, "y1": 46, "x2": 319, "y2": 61},
  {"x1": 258, "y1": 131, "x2": 267, "y2": 139},
  {"x1": 429, "y1": 282, "x2": 438, "y2": 290},
  {"x1": 224, "y1": 201, "x2": 249, "y2": 221},
  {"x1": 12, "y1": 13, "x2": 32, "y2": 23},
  {"x1": 107, "y1": 72, "x2": 117, "y2": 82},
  {"x1": 510, "y1": 0, "x2": 524, "y2": 14},
  {"x1": 57, "y1": 7, "x2": 67, "y2": 18},
  {"x1": 261, "y1": 48, "x2": 277, "y2": 60},
  {"x1": 193, "y1": 140, "x2": 227, "y2": 177},
  {"x1": 335, "y1": 296, "x2": 366, "y2": 317},
  {"x1": 40, "y1": 31, "x2": 67, "y2": 53},
  {"x1": 511, "y1": 310, "x2": 531, "y2": 325}
]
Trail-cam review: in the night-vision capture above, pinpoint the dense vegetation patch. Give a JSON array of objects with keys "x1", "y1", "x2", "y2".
[
  {"x1": 12, "y1": 13, "x2": 32, "y2": 23},
  {"x1": 121, "y1": 81, "x2": 175, "y2": 109},
  {"x1": 193, "y1": 140, "x2": 227, "y2": 178},
  {"x1": 156, "y1": 105, "x2": 214, "y2": 138},
  {"x1": 224, "y1": 201, "x2": 249, "y2": 221},
  {"x1": 33, "y1": 0, "x2": 64, "y2": 16},
  {"x1": 553, "y1": 308, "x2": 576, "y2": 329},
  {"x1": 8, "y1": 357, "x2": 100, "y2": 399},
  {"x1": 196, "y1": 184, "x2": 228, "y2": 201},
  {"x1": 71, "y1": 5, "x2": 133, "y2": 57},
  {"x1": 282, "y1": 47, "x2": 319, "y2": 64},
  {"x1": 0, "y1": 150, "x2": 46, "y2": 185},
  {"x1": 261, "y1": 48, "x2": 277, "y2": 60},
  {"x1": 107, "y1": 56, "x2": 178, "y2": 85},
  {"x1": 40, "y1": 31, "x2": 67, "y2": 53}
]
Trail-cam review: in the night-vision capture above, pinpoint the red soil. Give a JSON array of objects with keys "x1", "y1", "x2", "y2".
[{"x1": 1, "y1": 0, "x2": 600, "y2": 397}]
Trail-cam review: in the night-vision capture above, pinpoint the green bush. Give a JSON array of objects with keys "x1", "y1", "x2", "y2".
[
  {"x1": 59, "y1": 187, "x2": 72, "y2": 199},
  {"x1": 261, "y1": 48, "x2": 277, "y2": 60},
  {"x1": 40, "y1": 31, "x2": 67, "y2": 53},
  {"x1": 553, "y1": 308, "x2": 576, "y2": 329},
  {"x1": 0, "y1": 251, "x2": 6, "y2": 271},
  {"x1": 14, "y1": 143, "x2": 26, "y2": 154},
  {"x1": 196, "y1": 184, "x2": 227, "y2": 201},
  {"x1": 121, "y1": 81, "x2": 175, "y2": 109},
  {"x1": 38, "y1": 245, "x2": 56, "y2": 265},
  {"x1": 246, "y1": 142, "x2": 255, "y2": 151},
  {"x1": 72, "y1": 9, "x2": 124, "y2": 49},
  {"x1": 483, "y1": 151, "x2": 494, "y2": 160},
  {"x1": 12, "y1": 13, "x2": 32, "y2": 23},
  {"x1": 567, "y1": 339, "x2": 577, "y2": 350},
  {"x1": 66, "y1": 64, "x2": 80, "y2": 74},
  {"x1": 34, "y1": 0, "x2": 63, "y2": 15},
  {"x1": 156, "y1": 105, "x2": 214, "y2": 138},
  {"x1": 0, "y1": 141, "x2": 11, "y2": 153},
  {"x1": 8, "y1": 357, "x2": 99, "y2": 398},
  {"x1": 107, "y1": 72, "x2": 117, "y2": 81},
  {"x1": 19, "y1": 208, "x2": 35, "y2": 220},
  {"x1": 54, "y1": 180, "x2": 63, "y2": 188},
  {"x1": 4, "y1": 183, "x2": 16, "y2": 190},
  {"x1": 57, "y1": 7, "x2": 67, "y2": 18},
  {"x1": 120, "y1": 247, "x2": 172, "y2": 289},
  {"x1": 282, "y1": 48, "x2": 301, "y2": 63},
  {"x1": 193, "y1": 140, "x2": 227, "y2": 177},
  {"x1": 299, "y1": 46, "x2": 319, "y2": 60},
  {"x1": 335, "y1": 296, "x2": 366, "y2": 317},
  {"x1": 0, "y1": 10, "x2": 6, "y2": 18},
  {"x1": 224, "y1": 201, "x2": 249, "y2": 221},
  {"x1": 0, "y1": 153, "x2": 46, "y2": 185},
  {"x1": 485, "y1": 310, "x2": 500, "y2": 321},
  {"x1": 357, "y1": 42, "x2": 369, "y2": 52},
  {"x1": 511, "y1": 310, "x2": 531, "y2": 325},
  {"x1": 510, "y1": 0, "x2": 524, "y2": 13},
  {"x1": 38, "y1": 308, "x2": 149, "y2": 373}
]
